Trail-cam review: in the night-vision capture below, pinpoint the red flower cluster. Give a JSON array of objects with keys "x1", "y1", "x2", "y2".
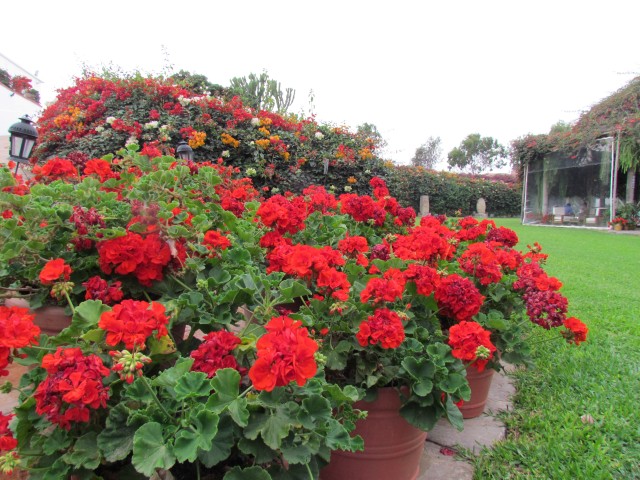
[
  {"x1": 338, "y1": 234, "x2": 369, "y2": 266},
  {"x1": 360, "y1": 268, "x2": 406, "y2": 304},
  {"x1": 82, "y1": 276, "x2": 124, "y2": 305},
  {"x1": 454, "y1": 218, "x2": 495, "y2": 243},
  {"x1": 458, "y1": 242, "x2": 503, "y2": 285},
  {"x1": 303, "y1": 185, "x2": 338, "y2": 214},
  {"x1": 257, "y1": 195, "x2": 308, "y2": 235},
  {"x1": 32, "y1": 158, "x2": 78, "y2": 182},
  {"x1": 97, "y1": 231, "x2": 171, "y2": 286},
  {"x1": 562, "y1": 317, "x2": 588, "y2": 345},
  {"x1": 448, "y1": 321, "x2": 496, "y2": 372},
  {"x1": 248, "y1": 316, "x2": 318, "y2": 391},
  {"x1": 514, "y1": 262, "x2": 568, "y2": 329},
  {"x1": 70, "y1": 206, "x2": 106, "y2": 251},
  {"x1": 356, "y1": 308, "x2": 405, "y2": 349},
  {"x1": 83, "y1": 158, "x2": 115, "y2": 182},
  {"x1": 403, "y1": 264, "x2": 441, "y2": 297},
  {"x1": 39, "y1": 258, "x2": 72, "y2": 285},
  {"x1": 0, "y1": 306, "x2": 40, "y2": 376},
  {"x1": 0, "y1": 413, "x2": 17, "y2": 452},
  {"x1": 435, "y1": 274, "x2": 485, "y2": 323},
  {"x1": 34, "y1": 348, "x2": 110, "y2": 429},
  {"x1": 202, "y1": 230, "x2": 232, "y2": 255},
  {"x1": 191, "y1": 330, "x2": 243, "y2": 378},
  {"x1": 339, "y1": 193, "x2": 386, "y2": 226},
  {"x1": 392, "y1": 225, "x2": 456, "y2": 263},
  {"x1": 98, "y1": 300, "x2": 169, "y2": 349},
  {"x1": 486, "y1": 226, "x2": 519, "y2": 247}
]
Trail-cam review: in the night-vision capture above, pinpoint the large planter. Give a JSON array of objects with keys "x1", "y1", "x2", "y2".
[
  {"x1": 458, "y1": 366, "x2": 494, "y2": 419},
  {"x1": 320, "y1": 387, "x2": 427, "y2": 480}
]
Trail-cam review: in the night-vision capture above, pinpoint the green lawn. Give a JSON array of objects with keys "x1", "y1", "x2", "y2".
[{"x1": 474, "y1": 220, "x2": 640, "y2": 479}]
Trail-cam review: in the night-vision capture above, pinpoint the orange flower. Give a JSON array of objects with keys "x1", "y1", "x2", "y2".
[
  {"x1": 221, "y1": 133, "x2": 239, "y2": 148},
  {"x1": 347, "y1": 176, "x2": 357, "y2": 184},
  {"x1": 188, "y1": 131, "x2": 207, "y2": 149}
]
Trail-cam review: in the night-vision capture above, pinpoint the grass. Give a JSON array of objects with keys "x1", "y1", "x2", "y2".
[{"x1": 473, "y1": 220, "x2": 640, "y2": 480}]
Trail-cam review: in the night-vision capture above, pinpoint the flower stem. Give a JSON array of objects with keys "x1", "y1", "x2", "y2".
[
  {"x1": 63, "y1": 291, "x2": 76, "y2": 315},
  {"x1": 140, "y1": 375, "x2": 177, "y2": 424},
  {"x1": 170, "y1": 275, "x2": 193, "y2": 292},
  {"x1": 305, "y1": 462, "x2": 313, "y2": 480}
]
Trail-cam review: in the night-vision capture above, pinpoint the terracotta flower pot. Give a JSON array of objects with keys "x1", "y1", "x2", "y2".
[
  {"x1": 320, "y1": 387, "x2": 427, "y2": 480},
  {"x1": 33, "y1": 306, "x2": 72, "y2": 336},
  {"x1": 458, "y1": 366, "x2": 494, "y2": 419}
]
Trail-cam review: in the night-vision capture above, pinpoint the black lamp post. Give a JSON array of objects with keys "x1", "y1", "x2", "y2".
[
  {"x1": 8, "y1": 115, "x2": 38, "y2": 173},
  {"x1": 176, "y1": 140, "x2": 194, "y2": 161}
]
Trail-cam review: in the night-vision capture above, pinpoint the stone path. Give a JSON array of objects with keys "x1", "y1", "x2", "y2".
[{"x1": 418, "y1": 368, "x2": 516, "y2": 479}]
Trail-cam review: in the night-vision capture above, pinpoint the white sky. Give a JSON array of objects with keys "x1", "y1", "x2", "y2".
[{"x1": 2, "y1": 0, "x2": 639, "y2": 169}]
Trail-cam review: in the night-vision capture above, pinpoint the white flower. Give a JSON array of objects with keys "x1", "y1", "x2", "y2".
[
  {"x1": 106, "y1": 117, "x2": 116, "y2": 125},
  {"x1": 329, "y1": 185, "x2": 336, "y2": 191},
  {"x1": 159, "y1": 124, "x2": 170, "y2": 132},
  {"x1": 246, "y1": 167, "x2": 257, "y2": 177},
  {"x1": 95, "y1": 126, "x2": 105, "y2": 133},
  {"x1": 144, "y1": 121, "x2": 159, "y2": 130},
  {"x1": 271, "y1": 187, "x2": 280, "y2": 194},
  {"x1": 364, "y1": 169, "x2": 371, "y2": 174},
  {"x1": 222, "y1": 150, "x2": 230, "y2": 158},
  {"x1": 251, "y1": 118, "x2": 261, "y2": 127},
  {"x1": 177, "y1": 95, "x2": 191, "y2": 106},
  {"x1": 126, "y1": 135, "x2": 138, "y2": 146},
  {"x1": 295, "y1": 169, "x2": 302, "y2": 175},
  {"x1": 315, "y1": 132, "x2": 324, "y2": 140},
  {"x1": 344, "y1": 186, "x2": 353, "y2": 192}
]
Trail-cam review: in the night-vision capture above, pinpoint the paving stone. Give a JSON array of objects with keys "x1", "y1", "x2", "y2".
[
  {"x1": 418, "y1": 441, "x2": 473, "y2": 480},
  {"x1": 428, "y1": 414, "x2": 506, "y2": 453}
]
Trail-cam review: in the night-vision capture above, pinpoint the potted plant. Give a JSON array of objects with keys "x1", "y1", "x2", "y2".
[
  {"x1": 608, "y1": 216, "x2": 628, "y2": 231},
  {"x1": 0, "y1": 150, "x2": 588, "y2": 479}
]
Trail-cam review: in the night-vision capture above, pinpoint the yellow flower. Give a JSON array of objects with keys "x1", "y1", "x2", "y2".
[
  {"x1": 221, "y1": 133, "x2": 240, "y2": 148},
  {"x1": 260, "y1": 117, "x2": 273, "y2": 126},
  {"x1": 347, "y1": 176, "x2": 357, "y2": 184},
  {"x1": 258, "y1": 127, "x2": 270, "y2": 136}
]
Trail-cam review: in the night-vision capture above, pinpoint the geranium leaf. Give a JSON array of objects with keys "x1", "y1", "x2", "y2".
[
  {"x1": 278, "y1": 279, "x2": 312, "y2": 302},
  {"x1": 412, "y1": 378, "x2": 434, "y2": 396},
  {"x1": 197, "y1": 415, "x2": 236, "y2": 468},
  {"x1": 80, "y1": 328, "x2": 105, "y2": 344},
  {"x1": 124, "y1": 377, "x2": 154, "y2": 402},
  {"x1": 223, "y1": 466, "x2": 272, "y2": 480},
  {"x1": 62, "y1": 432, "x2": 100, "y2": 470},
  {"x1": 148, "y1": 334, "x2": 176, "y2": 356},
  {"x1": 258, "y1": 410, "x2": 291, "y2": 450},
  {"x1": 174, "y1": 372, "x2": 212, "y2": 401},
  {"x1": 439, "y1": 372, "x2": 467, "y2": 393},
  {"x1": 238, "y1": 437, "x2": 278, "y2": 463},
  {"x1": 152, "y1": 357, "x2": 194, "y2": 388},
  {"x1": 228, "y1": 397, "x2": 250, "y2": 427},
  {"x1": 174, "y1": 410, "x2": 219, "y2": 463},
  {"x1": 444, "y1": 396, "x2": 464, "y2": 431},
  {"x1": 74, "y1": 300, "x2": 111, "y2": 327},
  {"x1": 132, "y1": 422, "x2": 176, "y2": 476},
  {"x1": 400, "y1": 401, "x2": 438, "y2": 431},
  {"x1": 205, "y1": 368, "x2": 241, "y2": 412},
  {"x1": 280, "y1": 442, "x2": 313, "y2": 465}
]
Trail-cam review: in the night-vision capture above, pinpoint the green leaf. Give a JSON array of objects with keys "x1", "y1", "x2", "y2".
[
  {"x1": 400, "y1": 401, "x2": 439, "y2": 431},
  {"x1": 209, "y1": 266, "x2": 232, "y2": 285},
  {"x1": 74, "y1": 300, "x2": 111, "y2": 327},
  {"x1": 40, "y1": 428, "x2": 71, "y2": 455},
  {"x1": 278, "y1": 279, "x2": 312, "y2": 302},
  {"x1": 148, "y1": 334, "x2": 177, "y2": 356},
  {"x1": 152, "y1": 357, "x2": 194, "y2": 388},
  {"x1": 174, "y1": 410, "x2": 219, "y2": 463},
  {"x1": 246, "y1": 410, "x2": 291, "y2": 450},
  {"x1": 80, "y1": 328, "x2": 105, "y2": 344},
  {"x1": 228, "y1": 397, "x2": 250, "y2": 427},
  {"x1": 206, "y1": 368, "x2": 241, "y2": 411},
  {"x1": 280, "y1": 442, "x2": 313, "y2": 465},
  {"x1": 124, "y1": 377, "x2": 155, "y2": 403},
  {"x1": 223, "y1": 466, "x2": 272, "y2": 480},
  {"x1": 197, "y1": 415, "x2": 236, "y2": 468},
  {"x1": 413, "y1": 378, "x2": 434, "y2": 397},
  {"x1": 237, "y1": 437, "x2": 278, "y2": 463},
  {"x1": 174, "y1": 372, "x2": 213, "y2": 401},
  {"x1": 132, "y1": 423, "x2": 175, "y2": 476},
  {"x1": 444, "y1": 395, "x2": 464, "y2": 431},
  {"x1": 439, "y1": 373, "x2": 467, "y2": 393},
  {"x1": 62, "y1": 432, "x2": 101, "y2": 470}
]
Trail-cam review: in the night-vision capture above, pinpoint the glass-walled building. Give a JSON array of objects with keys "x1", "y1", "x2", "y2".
[{"x1": 522, "y1": 138, "x2": 615, "y2": 227}]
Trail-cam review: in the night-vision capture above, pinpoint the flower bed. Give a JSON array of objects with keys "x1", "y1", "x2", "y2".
[{"x1": 0, "y1": 150, "x2": 587, "y2": 479}]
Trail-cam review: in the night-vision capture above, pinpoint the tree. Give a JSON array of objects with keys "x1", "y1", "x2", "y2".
[
  {"x1": 170, "y1": 70, "x2": 227, "y2": 97},
  {"x1": 548, "y1": 120, "x2": 572, "y2": 134},
  {"x1": 356, "y1": 123, "x2": 388, "y2": 152},
  {"x1": 228, "y1": 71, "x2": 296, "y2": 114},
  {"x1": 447, "y1": 134, "x2": 507, "y2": 174},
  {"x1": 411, "y1": 136, "x2": 442, "y2": 168}
]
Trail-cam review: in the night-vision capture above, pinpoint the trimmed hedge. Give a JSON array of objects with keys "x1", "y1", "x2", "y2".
[{"x1": 384, "y1": 166, "x2": 522, "y2": 217}]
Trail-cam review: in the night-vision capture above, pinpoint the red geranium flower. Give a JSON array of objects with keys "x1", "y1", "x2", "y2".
[
  {"x1": 39, "y1": 258, "x2": 72, "y2": 285},
  {"x1": 356, "y1": 308, "x2": 405, "y2": 349},
  {"x1": 0, "y1": 306, "x2": 40, "y2": 375},
  {"x1": 203, "y1": 230, "x2": 232, "y2": 254},
  {"x1": 98, "y1": 300, "x2": 169, "y2": 350},
  {"x1": 248, "y1": 316, "x2": 318, "y2": 391},
  {"x1": 360, "y1": 268, "x2": 406, "y2": 304},
  {"x1": 0, "y1": 413, "x2": 17, "y2": 452},
  {"x1": 82, "y1": 276, "x2": 124, "y2": 305},
  {"x1": 435, "y1": 274, "x2": 485, "y2": 323},
  {"x1": 448, "y1": 321, "x2": 496, "y2": 372},
  {"x1": 191, "y1": 331, "x2": 243, "y2": 378},
  {"x1": 562, "y1": 317, "x2": 588, "y2": 345}
]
